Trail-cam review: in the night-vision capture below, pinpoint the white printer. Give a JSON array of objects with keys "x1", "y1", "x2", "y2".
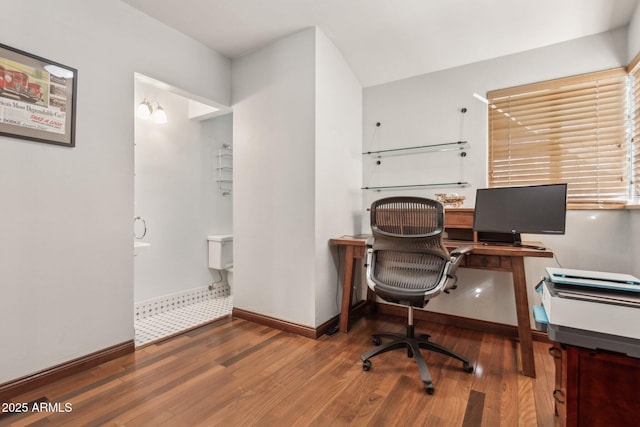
[{"x1": 534, "y1": 267, "x2": 640, "y2": 357}]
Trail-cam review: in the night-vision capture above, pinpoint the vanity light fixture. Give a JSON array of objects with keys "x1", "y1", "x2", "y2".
[
  {"x1": 136, "y1": 99, "x2": 152, "y2": 120},
  {"x1": 136, "y1": 98, "x2": 167, "y2": 124},
  {"x1": 151, "y1": 104, "x2": 167, "y2": 124}
]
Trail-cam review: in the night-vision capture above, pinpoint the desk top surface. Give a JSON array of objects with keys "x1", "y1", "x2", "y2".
[
  {"x1": 330, "y1": 235, "x2": 553, "y2": 258},
  {"x1": 329, "y1": 235, "x2": 369, "y2": 246}
]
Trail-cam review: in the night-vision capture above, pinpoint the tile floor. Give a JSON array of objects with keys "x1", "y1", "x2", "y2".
[{"x1": 134, "y1": 296, "x2": 233, "y2": 347}]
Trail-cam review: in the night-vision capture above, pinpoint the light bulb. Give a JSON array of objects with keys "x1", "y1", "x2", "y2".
[
  {"x1": 151, "y1": 105, "x2": 167, "y2": 124},
  {"x1": 136, "y1": 100, "x2": 152, "y2": 120}
]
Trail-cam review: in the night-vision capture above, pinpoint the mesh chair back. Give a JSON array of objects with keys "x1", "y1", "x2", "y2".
[{"x1": 369, "y1": 197, "x2": 450, "y2": 306}]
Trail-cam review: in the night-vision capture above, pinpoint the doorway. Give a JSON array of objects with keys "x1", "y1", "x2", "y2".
[{"x1": 133, "y1": 73, "x2": 233, "y2": 346}]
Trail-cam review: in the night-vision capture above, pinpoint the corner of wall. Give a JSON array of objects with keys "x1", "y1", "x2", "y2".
[
  {"x1": 313, "y1": 27, "x2": 363, "y2": 325},
  {"x1": 629, "y1": 2, "x2": 640, "y2": 59}
]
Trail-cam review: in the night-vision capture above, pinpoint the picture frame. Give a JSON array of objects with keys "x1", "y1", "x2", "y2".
[{"x1": 0, "y1": 43, "x2": 77, "y2": 147}]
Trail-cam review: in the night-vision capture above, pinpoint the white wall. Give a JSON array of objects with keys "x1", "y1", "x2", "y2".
[
  {"x1": 232, "y1": 27, "x2": 362, "y2": 327},
  {"x1": 363, "y1": 28, "x2": 637, "y2": 325},
  {"x1": 363, "y1": 27, "x2": 628, "y2": 218},
  {"x1": 202, "y1": 115, "x2": 234, "y2": 233},
  {"x1": 232, "y1": 28, "x2": 317, "y2": 326},
  {"x1": 629, "y1": 1, "x2": 640, "y2": 59},
  {"x1": 134, "y1": 82, "x2": 232, "y2": 303},
  {"x1": 631, "y1": 212, "x2": 640, "y2": 278},
  {"x1": 0, "y1": 0, "x2": 230, "y2": 384},
  {"x1": 627, "y1": 1, "x2": 640, "y2": 278},
  {"x1": 314, "y1": 30, "x2": 363, "y2": 325}
]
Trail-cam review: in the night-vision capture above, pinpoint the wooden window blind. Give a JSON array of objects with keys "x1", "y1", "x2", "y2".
[
  {"x1": 487, "y1": 68, "x2": 629, "y2": 208},
  {"x1": 630, "y1": 54, "x2": 640, "y2": 202}
]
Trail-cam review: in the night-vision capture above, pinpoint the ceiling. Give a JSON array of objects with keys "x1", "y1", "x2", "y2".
[{"x1": 123, "y1": 0, "x2": 638, "y2": 88}]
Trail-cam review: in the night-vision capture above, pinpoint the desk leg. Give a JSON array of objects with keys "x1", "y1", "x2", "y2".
[
  {"x1": 339, "y1": 245, "x2": 355, "y2": 333},
  {"x1": 511, "y1": 256, "x2": 536, "y2": 378}
]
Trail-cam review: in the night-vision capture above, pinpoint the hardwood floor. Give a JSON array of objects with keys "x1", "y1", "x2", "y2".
[{"x1": 1, "y1": 314, "x2": 558, "y2": 426}]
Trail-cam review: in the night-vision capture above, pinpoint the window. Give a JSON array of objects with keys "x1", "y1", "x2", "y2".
[{"x1": 488, "y1": 68, "x2": 633, "y2": 209}]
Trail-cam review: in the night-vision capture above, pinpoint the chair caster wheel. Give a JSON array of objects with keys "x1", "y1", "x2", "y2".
[
  {"x1": 424, "y1": 382, "x2": 435, "y2": 394},
  {"x1": 372, "y1": 336, "x2": 381, "y2": 345},
  {"x1": 463, "y1": 363, "x2": 474, "y2": 373},
  {"x1": 363, "y1": 360, "x2": 372, "y2": 371}
]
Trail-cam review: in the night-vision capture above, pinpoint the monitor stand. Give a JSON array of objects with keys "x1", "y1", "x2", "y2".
[{"x1": 479, "y1": 231, "x2": 546, "y2": 251}]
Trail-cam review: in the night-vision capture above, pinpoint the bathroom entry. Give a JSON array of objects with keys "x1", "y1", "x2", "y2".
[{"x1": 133, "y1": 73, "x2": 233, "y2": 346}]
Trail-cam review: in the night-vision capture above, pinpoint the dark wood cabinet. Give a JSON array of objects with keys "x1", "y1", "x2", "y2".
[
  {"x1": 552, "y1": 344, "x2": 640, "y2": 426},
  {"x1": 443, "y1": 208, "x2": 475, "y2": 241}
]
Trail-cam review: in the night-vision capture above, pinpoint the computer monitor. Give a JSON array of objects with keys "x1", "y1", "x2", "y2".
[{"x1": 473, "y1": 183, "x2": 567, "y2": 248}]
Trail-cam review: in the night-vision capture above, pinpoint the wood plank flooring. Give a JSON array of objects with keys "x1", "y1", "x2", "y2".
[{"x1": 1, "y1": 314, "x2": 558, "y2": 426}]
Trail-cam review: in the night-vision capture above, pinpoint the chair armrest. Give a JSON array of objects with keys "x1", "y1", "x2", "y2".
[
  {"x1": 450, "y1": 245, "x2": 473, "y2": 257},
  {"x1": 365, "y1": 237, "x2": 374, "y2": 248},
  {"x1": 446, "y1": 245, "x2": 473, "y2": 280}
]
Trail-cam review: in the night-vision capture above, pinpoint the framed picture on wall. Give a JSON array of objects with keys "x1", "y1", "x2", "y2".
[{"x1": 0, "y1": 43, "x2": 77, "y2": 147}]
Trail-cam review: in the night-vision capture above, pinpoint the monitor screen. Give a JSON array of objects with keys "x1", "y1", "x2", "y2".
[{"x1": 473, "y1": 183, "x2": 567, "y2": 246}]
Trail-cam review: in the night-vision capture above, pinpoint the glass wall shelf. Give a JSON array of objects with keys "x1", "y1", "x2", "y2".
[
  {"x1": 362, "y1": 182, "x2": 469, "y2": 191},
  {"x1": 363, "y1": 141, "x2": 467, "y2": 157}
]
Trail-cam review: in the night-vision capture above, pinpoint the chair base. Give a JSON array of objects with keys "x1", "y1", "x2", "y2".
[{"x1": 360, "y1": 326, "x2": 473, "y2": 394}]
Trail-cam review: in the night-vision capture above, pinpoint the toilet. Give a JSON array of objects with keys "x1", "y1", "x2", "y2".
[{"x1": 207, "y1": 234, "x2": 233, "y2": 291}]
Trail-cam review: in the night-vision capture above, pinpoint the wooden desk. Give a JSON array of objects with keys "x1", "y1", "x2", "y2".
[
  {"x1": 329, "y1": 209, "x2": 553, "y2": 378},
  {"x1": 452, "y1": 241, "x2": 552, "y2": 379},
  {"x1": 329, "y1": 236, "x2": 369, "y2": 334}
]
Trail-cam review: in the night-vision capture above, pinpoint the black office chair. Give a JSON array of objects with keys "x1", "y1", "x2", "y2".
[{"x1": 360, "y1": 196, "x2": 474, "y2": 394}]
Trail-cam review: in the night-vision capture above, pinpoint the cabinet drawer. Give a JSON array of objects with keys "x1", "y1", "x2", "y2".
[
  {"x1": 466, "y1": 254, "x2": 500, "y2": 268},
  {"x1": 444, "y1": 209, "x2": 474, "y2": 228},
  {"x1": 566, "y1": 346, "x2": 640, "y2": 427},
  {"x1": 464, "y1": 254, "x2": 511, "y2": 271},
  {"x1": 462, "y1": 255, "x2": 512, "y2": 271}
]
